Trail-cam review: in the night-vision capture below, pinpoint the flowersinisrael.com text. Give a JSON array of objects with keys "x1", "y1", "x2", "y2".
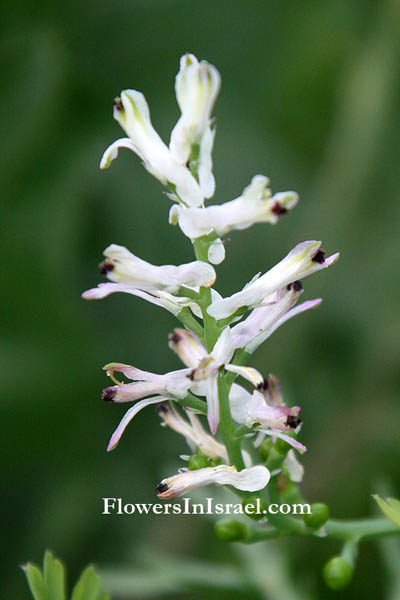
[{"x1": 102, "y1": 497, "x2": 311, "y2": 516}]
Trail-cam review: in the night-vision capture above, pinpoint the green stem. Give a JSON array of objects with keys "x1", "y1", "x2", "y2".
[
  {"x1": 325, "y1": 518, "x2": 400, "y2": 541},
  {"x1": 177, "y1": 307, "x2": 204, "y2": 340},
  {"x1": 265, "y1": 478, "x2": 307, "y2": 535},
  {"x1": 177, "y1": 393, "x2": 207, "y2": 415},
  {"x1": 217, "y1": 375, "x2": 245, "y2": 470}
]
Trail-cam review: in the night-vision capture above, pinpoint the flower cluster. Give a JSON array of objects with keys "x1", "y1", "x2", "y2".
[{"x1": 84, "y1": 53, "x2": 338, "y2": 501}]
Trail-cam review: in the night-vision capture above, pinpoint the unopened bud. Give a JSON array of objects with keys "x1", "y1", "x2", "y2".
[
  {"x1": 242, "y1": 496, "x2": 267, "y2": 521},
  {"x1": 323, "y1": 556, "x2": 353, "y2": 590},
  {"x1": 304, "y1": 503, "x2": 330, "y2": 529},
  {"x1": 214, "y1": 519, "x2": 247, "y2": 542}
]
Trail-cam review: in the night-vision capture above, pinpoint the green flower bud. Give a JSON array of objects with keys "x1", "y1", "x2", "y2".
[
  {"x1": 323, "y1": 556, "x2": 353, "y2": 590},
  {"x1": 259, "y1": 438, "x2": 273, "y2": 462},
  {"x1": 242, "y1": 496, "x2": 267, "y2": 521},
  {"x1": 304, "y1": 503, "x2": 330, "y2": 529},
  {"x1": 214, "y1": 519, "x2": 248, "y2": 542},
  {"x1": 188, "y1": 453, "x2": 211, "y2": 470}
]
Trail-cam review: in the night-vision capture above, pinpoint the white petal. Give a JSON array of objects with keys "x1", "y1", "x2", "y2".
[
  {"x1": 211, "y1": 327, "x2": 234, "y2": 365},
  {"x1": 100, "y1": 244, "x2": 216, "y2": 292},
  {"x1": 100, "y1": 138, "x2": 140, "y2": 169},
  {"x1": 82, "y1": 282, "x2": 199, "y2": 317},
  {"x1": 198, "y1": 125, "x2": 216, "y2": 198},
  {"x1": 231, "y1": 284, "x2": 308, "y2": 353},
  {"x1": 207, "y1": 237, "x2": 225, "y2": 265},
  {"x1": 156, "y1": 464, "x2": 270, "y2": 498},
  {"x1": 208, "y1": 241, "x2": 339, "y2": 319},
  {"x1": 170, "y1": 55, "x2": 220, "y2": 165},
  {"x1": 114, "y1": 90, "x2": 204, "y2": 207},
  {"x1": 285, "y1": 450, "x2": 304, "y2": 483},
  {"x1": 225, "y1": 364, "x2": 264, "y2": 387}
]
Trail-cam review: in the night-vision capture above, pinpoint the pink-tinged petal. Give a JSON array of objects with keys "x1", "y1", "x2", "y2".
[
  {"x1": 102, "y1": 382, "x2": 164, "y2": 403},
  {"x1": 102, "y1": 365, "x2": 192, "y2": 402},
  {"x1": 107, "y1": 396, "x2": 167, "y2": 451},
  {"x1": 168, "y1": 329, "x2": 207, "y2": 368},
  {"x1": 264, "y1": 430, "x2": 307, "y2": 453},
  {"x1": 103, "y1": 363, "x2": 159, "y2": 381},
  {"x1": 206, "y1": 374, "x2": 219, "y2": 434},
  {"x1": 267, "y1": 299, "x2": 322, "y2": 338}
]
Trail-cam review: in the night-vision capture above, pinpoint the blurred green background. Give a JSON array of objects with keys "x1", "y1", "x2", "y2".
[{"x1": 2, "y1": 0, "x2": 400, "y2": 598}]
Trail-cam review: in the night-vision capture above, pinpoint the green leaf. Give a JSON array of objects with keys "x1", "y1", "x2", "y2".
[
  {"x1": 43, "y1": 551, "x2": 66, "y2": 600},
  {"x1": 22, "y1": 563, "x2": 47, "y2": 600},
  {"x1": 71, "y1": 565, "x2": 101, "y2": 600},
  {"x1": 373, "y1": 495, "x2": 400, "y2": 527}
]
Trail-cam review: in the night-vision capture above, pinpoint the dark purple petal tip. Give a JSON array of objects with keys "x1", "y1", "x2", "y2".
[
  {"x1": 168, "y1": 331, "x2": 181, "y2": 344},
  {"x1": 311, "y1": 250, "x2": 325, "y2": 264},
  {"x1": 257, "y1": 378, "x2": 268, "y2": 391},
  {"x1": 98, "y1": 260, "x2": 114, "y2": 276},
  {"x1": 287, "y1": 280, "x2": 303, "y2": 292},
  {"x1": 102, "y1": 388, "x2": 117, "y2": 402},
  {"x1": 286, "y1": 415, "x2": 302, "y2": 429},
  {"x1": 155, "y1": 482, "x2": 168, "y2": 493},
  {"x1": 113, "y1": 97, "x2": 123, "y2": 111},
  {"x1": 272, "y1": 201, "x2": 288, "y2": 217}
]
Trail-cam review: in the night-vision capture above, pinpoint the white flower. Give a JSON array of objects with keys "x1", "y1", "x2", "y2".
[
  {"x1": 82, "y1": 243, "x2": 216, "y2": 313},
  {"x1": 231, "y1": 281, "x2": 322, "y2": 353},
  {"x1": 156, "y1": 464, "x2": 270, "y2": 498},
  {"x1": 169, "y1": 175, "x2": 298, "y2": 239},
  {"x1": 158, "y1": 403, "x2": 228, "y2": 461},
  {"x1": 82, "y1": 283, "x2": 201, "y2": 318},
  {"x1": 229, "y1": 379, "x2": 306, "y2": 453},
  {"x1": 100, "y1": 90, "x2": 204, "y2": 207},
  {"x1": 207, "y1": 241, "x2": 339, "y2": 320},
  {"x1": 169, "y1": 327, "x2": 264, "y2": 434},
  {"x1": 169, "y1": 54, "x2": 220, "y2": 199},
  {"x1": 285, "y1": 450, "x2": 304, "y2": 483}
]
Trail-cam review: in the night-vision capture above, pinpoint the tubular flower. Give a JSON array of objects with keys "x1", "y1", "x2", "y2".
[
  {"x1": 230, "y1": 375, "x2": 306, "y2": 453},
  {"x1": 170, "y1": 53, "x2": 220, "y2": 199},
  {"x1": 156, "y1": 464, "x2": 271, "y2": 499},
  {"x1": 231, "y1": 281, "x2": 321, "y2": 353},
  {"x1": 157, "y1": 403, "x2": 228, "y2": 461},
  {"x1": 169, "y1": 327, "x2": 264, "y2": 434},
  {"x1": 100, "y1": 90, "x2": 204, "y2": 207},
  {"x1": 82, "y1": 244, "x2": 215, "y2": 314},
  {"x1": 169, "y1": 175, "x2": 298, "y2": 240},
  {"x1": 207, "y1": 241, "x2": 339, "y2": 320}
]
